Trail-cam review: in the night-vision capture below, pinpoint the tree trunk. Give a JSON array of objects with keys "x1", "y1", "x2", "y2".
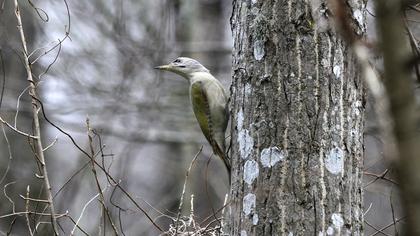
[{"x1": 229, "y1": 1, "x2": 366, "y2": 235}]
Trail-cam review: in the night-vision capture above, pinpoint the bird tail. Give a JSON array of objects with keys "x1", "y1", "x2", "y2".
[{"x1": 212, "y1": 142, "x2": 231, "y2": 184}]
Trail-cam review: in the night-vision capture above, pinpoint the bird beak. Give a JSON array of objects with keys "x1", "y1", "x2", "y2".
[{"x1": 154, "y1": 64, "x2": 172, "y2": 70}]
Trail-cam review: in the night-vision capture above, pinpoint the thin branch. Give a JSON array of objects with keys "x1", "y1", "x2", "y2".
[
  {"x1": 25, "y1": 186, "x2": 34, "y2": 236},
  {"x1": 70, "y1": 189, "x2": 104, "y2": 235},
  {"x1": 13, "y1": 0, "x2": 58, "y2": 234},
  {"x1": 19, "y1": 195, "x2": 50, "y2": 203},
  {"x1": 0, "y1": 116, "x2": 38, "y2": 139},
  {"x1": 0, "y1": 211, "x2": 67, "y2": 219},
  {"x1": 364, "y1": 202, "x2": 374, "y2": 217},
  {"x1": 0, "y1": 124, "x2": 13, "y2": 184},
  {"x1": 14, "y1": 85, "x2": 30, "y2": 127},
  {"x1": 86, "y1": 117, "x2": 119, "y2": 235},
  {"x1": 3, "y1": 182, "x2": 16, "y2": 213},
  {"x1": 364, "y1": 169, "x2": 398, "y2": 187},
  {"x1": 390, "y1": 195, "x2": 398, "y2": 235},
  {"x1": 365, "y1": 220, "x2": 392, "y2": 236},
  {"x1": 66, "y1": 215, "x2": 90, "y2": 236},
  {"x1": 368, "y1": 217, "x2": 406, "y2": 236},
  {"x1": 43, "y1": 135, "x2": 58, "y2": 152}
]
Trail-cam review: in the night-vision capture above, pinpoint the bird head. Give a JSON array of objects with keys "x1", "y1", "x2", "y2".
[{"x1": 154, "y1": 57, "x2": 209, "y2": 79}]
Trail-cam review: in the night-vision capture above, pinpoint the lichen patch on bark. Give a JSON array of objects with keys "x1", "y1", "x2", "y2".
[
  {"x1": 325, "y1": 147, "x2": 344, "y2": 175},
  {"x1": 243, "y1": 193, "x2": 256, "y2": 216},
  {"x1": 244, "y1": 159, "x2": 259, "y2": 185},
  {"x1": 260, "y1": 146, "x2": 284, "y2": 167}
]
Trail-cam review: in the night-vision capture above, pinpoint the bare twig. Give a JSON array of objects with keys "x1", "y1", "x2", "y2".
[
  {"x1": 365, "y1": 220, "x2": 393, "y2": 236},
  {"x1": 0, "y1": 116, "x2": 38, "y2": 139},
  {"x1": 66, "y1": 215, "x2": 90, "y2": 236},
  {"x1": 86, "y1": 117, "x2": 119, "y2": 235},
  {"x1": 364, "y1": 169, "x2": 398, "y2": 187},
  {"x1": 13, "y1": 0, "x2": 58, "y2": 234},
  {"x1": 390, "y1": 192, "x2": 399, "y2": 235},
  {"x1": 70, "y1": 189, "x2": 104, "y2": 235},
  {"x1": 7, "y1": 217, "x2": 17, "y2": 235},
  {"x1": 14, "y1": 85, "x2": 30, "y2": 127},
  {"x1": 364, "y1": 202, "x2": 374, "y2": 217},
  {"x1": 19, "y1": 195, "x2": 50, "y2": 203},
  {"x1": 174, "y1": 147, "x2": 202, "y2": 234},
  {"x1": 43, "y1": 135, "x2": 58, "y2": 152},
  {"x1": 25, "y1": 186, "x2": 34, "y2": 236},
  {"x1": 188, "y1": 194, "x2": 195, "y2": 228},
  {"x1": 368, "y1": 217, "x2": 406, "y2": 236},
  {"x1": 3, "y1": 182, "x2": 16, "y2": 213},
  {"x1": 0, "y1": 124, "x2": 13, "y2": 184},
  {"x1": 0, "y1": 212, "x2": 63, "y2": 219}
]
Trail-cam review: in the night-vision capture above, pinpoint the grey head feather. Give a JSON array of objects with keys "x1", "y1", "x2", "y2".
[
  {"x1": 172, "y1": 57, "x2": 210, "y2": 73},
  {"x1": 155, "y1": 57, "x2": 210, "y2": 79}
]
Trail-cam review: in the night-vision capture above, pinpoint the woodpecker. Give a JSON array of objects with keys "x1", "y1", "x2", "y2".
[{"x1": 155, "y1": 57, "x2": 230, "y2": 178}]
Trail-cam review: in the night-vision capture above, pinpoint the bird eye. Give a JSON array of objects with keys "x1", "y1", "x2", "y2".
[{"x1": 173, "y1": 59, "x2": 181, "y2": 63}]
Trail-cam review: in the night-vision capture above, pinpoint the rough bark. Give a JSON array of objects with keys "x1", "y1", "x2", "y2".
[{"x1": 229, "y1": 0, "x2": 365, "y2": 235}]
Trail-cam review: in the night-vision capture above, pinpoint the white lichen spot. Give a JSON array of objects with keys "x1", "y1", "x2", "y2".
[
  {"x1": 353, "y1": 9, "x2": 364, "y2": 28},
  {"x1": 237, "y1": 109, "x2": 244, "y2": 129},
  {"x1": 245, "y1": 83, "x2": 252, "y2": 96},
  {"x1": 327, "y1": 226, "x2": 334, "y2": 235},
  {"x1": 333, "y1": 65, "x2": 342, "y2": 79},
  {"x1": 253, "y1": 213, "x2": 259, "y2": 225},
  {"x1": 260, "y1": 147, "x2": 284, "y2": 167},
  {"x1": 244, "y1": 160, "x2": 259, "y2": 185},
  {"x1": 253, "y1": 40, "x2": 265, "y2": 61},
  {"x1": 331, "y1": 213, "x2": 344, "y2": 229},
  {"x1": 239, "y1": 129, "x2": 254, "y2": 159},
  {"x1": 240, "y1": 230, "x2": 247, "y2": 236},
  {"x1": 243, "y1": 193, "x2": 256, "y2": 216},
  {"x1": 325, "y1": 148, "x2": 344, "y2": 175},
  {"x1": 237, "y1": 109, "x2": 254, "y2": 159}
]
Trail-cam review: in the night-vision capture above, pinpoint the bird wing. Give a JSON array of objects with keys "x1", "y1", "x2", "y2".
[
  {"x1": 190, "y1": 81, "x2": 231, "y2": 174},
  {"x1": 190, "y1": 81, "x2": 212, "y2": 143}
]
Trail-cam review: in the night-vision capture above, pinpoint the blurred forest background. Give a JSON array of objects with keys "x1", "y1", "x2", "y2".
[{"x1": 0, "y1": 0, "x2": 414, "y2": 235}]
